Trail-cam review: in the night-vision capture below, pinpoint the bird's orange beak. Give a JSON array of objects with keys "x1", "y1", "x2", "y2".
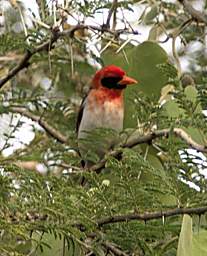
[{"x1": 118, "y1": 75, "x2": 138, "y2": 86}]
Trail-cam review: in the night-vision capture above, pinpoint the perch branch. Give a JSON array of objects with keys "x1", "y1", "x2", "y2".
[
  {"x1": 89, "y1": 128, "x2": 207, "y2": 172},
  {"x1": 5, "y1": 107, "x2": 207, "y2": 169},
  {"x1": 7, "y1": 205, "x2": 207, "y2": 231},
  {"x1": 125, "y1": 128, "x2": 207, "y2": 152},
  {"x1": 97, "y1": 206, "x2": 207, "y2": 227},
  {"x1": 10, "y1": 107, "x2": 68, "y2": 143}
]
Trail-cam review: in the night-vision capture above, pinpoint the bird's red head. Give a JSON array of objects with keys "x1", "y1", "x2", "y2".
[{"x1": 92, "y1": 65, "x2": 137, "y2": 90}]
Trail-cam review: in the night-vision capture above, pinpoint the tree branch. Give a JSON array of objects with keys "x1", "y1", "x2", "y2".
[
  {"x1": 59, "y1": 24, "x2": 138, "y2": 37},
  {"x1": 0, "y1": 51, "x2": 32, "y2": 88},
  {"x1": 0, "y1": 30, "x2": 59, "y2": 89},
  {"x1": 97, "y1": 206, "x2": 207, "y2": 227},
  {"x1": 10, "y1": 107, "x2": 68, "y2": 143},
  {"x1": 124, "y1": 128, "x2": 207, "y2": 152},
  {"x1": 178, "y1": 0, "x2": 207, "y2": 24},
  {"x1": 89, "y1": 127, "x2": 207, "y2": 172},
  {"x1": 5, "y1": 106, "x2": 207, "y2": 169}
]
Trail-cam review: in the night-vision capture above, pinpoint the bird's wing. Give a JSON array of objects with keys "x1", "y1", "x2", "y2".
[{"x1": 76, "y1": 94, "x2": 87, "y2": 134}]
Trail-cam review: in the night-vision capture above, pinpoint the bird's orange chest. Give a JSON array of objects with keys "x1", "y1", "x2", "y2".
[{"x1": 88, "y1": 88, "x2": 124, "y2": 108}]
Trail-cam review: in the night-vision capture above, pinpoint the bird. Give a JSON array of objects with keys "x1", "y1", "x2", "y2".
[{"x1": 76, "y1": 65, "x2": 137, "y2": 167}]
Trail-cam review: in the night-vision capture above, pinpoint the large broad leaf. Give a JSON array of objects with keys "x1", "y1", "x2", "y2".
[
  {"x1": 177, "y1": 214, "x2": 192, "y2": 256},
  {"x1": 103, "y1": 41, "x2": 168, "y2": 127},
  {"x1": 192, "y1": 229, "x2": 207, "y2": 255},
  {"x1": 128, "y1": 41, "x2": 168, "y2": 96}
]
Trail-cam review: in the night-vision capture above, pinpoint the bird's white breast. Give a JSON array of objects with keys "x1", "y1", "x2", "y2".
[{"x1": 78, "y1": 97, "x2": 124, "y2": 139}]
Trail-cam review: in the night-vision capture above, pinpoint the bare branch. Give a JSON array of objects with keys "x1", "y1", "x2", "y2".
[
  {"x1": 97, "y1": 206, "x2": 207, "y2": 227},
  {"x1": 10, "y1": 107, "x2": 68, "y2": 143},
  {"x1": 178, "y1": 0, "x2": 207, "y2": 24},
  {"x1": 59, "y1": 24, "x2": 138, "y2": 37}
]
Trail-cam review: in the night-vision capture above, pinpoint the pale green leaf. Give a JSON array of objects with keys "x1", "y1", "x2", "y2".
[{"x1": 177, "y1": 214, "x2": 192, "y2": 256}]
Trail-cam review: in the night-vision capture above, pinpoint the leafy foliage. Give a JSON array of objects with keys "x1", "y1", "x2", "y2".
[{"x1": 0, "y1": 0, "x2": 207, "y2": 255}]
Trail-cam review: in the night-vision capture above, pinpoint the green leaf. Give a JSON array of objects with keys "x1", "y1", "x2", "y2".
[
  {"x1": 192, "y1": 230, "x2": 207, "y2": 255},
  {"x1": 177, "y1": 214, "x2": 192, "y2": 256},
  {"x1": 184, "y1": 86, "x2": 197, "y2": 103},
  {"x1": 163, "y1": 84, "x2": 205, "y2": 145},
  {"x1": 163, "y1": 99, "x2": 185, "y2": 118},
  {"x1": 143, "y1": 4, "x2": 159, "y2": 25},
  {"x1": 157, "y1": 63, "x2": 178, "y2": 80},
  {"x1": 148, "y1": 25, "x2": 159, "y2": 41},
  {"x1": 129, "y1": 41, "x2": 168, "y2": 98}
]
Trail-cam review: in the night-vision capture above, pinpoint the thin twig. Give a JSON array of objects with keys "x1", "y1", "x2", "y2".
[
  {"x1": 172, "y1": 35, "x2": 181, "y2": 78},
  {"x1": 17, "y1": 5, "x2": 28, "y2": 38}
]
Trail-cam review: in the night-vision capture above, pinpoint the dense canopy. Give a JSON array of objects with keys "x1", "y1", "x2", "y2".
[{"x1": 0, "y1": 0, "x2": 207, "y2": 255}]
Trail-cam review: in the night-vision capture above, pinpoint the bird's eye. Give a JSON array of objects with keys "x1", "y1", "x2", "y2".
[{"x1": 101, "y1": 77, "x2": 124, "y2": 89}]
